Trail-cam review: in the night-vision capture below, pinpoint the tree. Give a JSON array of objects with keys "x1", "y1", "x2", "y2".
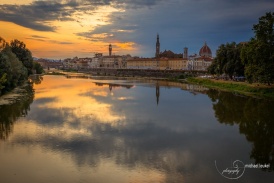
[
  {"x1": 33, "y1": 61, "x2": 44, "y2": 74},
  {"x1": 0, "y1": 73, "x2": 7, "y2": 92},
  {"x1": 241, "y1": 12, "x2": 274, "y2": 85},
  {"x1": 0, "y1": 37, "x2": 8, "y2": 51},
  {"x1": 208, "y1": 42, "x2": 244, "y2": 78},
  {"x1": 0, "y1": 38, "x2": 28, "y2": 94},
  {"x1": 207, "y1": 60, "x2": 218, "y2": 75},
  {"x1": 10, "y1": 39, "x2": 34, "y2": 75}
]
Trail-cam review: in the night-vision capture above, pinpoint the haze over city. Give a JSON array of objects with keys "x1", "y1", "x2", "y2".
[{"x1": 1, "y1": 0, "x2": 274, "y2": 59}]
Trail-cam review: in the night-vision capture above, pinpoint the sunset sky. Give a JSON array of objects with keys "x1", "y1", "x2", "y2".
[{"x1": 0, "y1": 0, "x2": 274, "y2": 59}]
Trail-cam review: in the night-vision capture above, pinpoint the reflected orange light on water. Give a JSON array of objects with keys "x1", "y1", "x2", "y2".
[
  {"x1": 1, "y1": 75, "x2": 169, "y2": 183},
  {"x1": 34, "y1": 76, "x2": 125, "y2": 125}
]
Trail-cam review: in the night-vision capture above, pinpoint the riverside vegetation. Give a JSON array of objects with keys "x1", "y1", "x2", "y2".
[
  {"x1": 187, "y1": 77, "x2": 274, "y2": 99},
  {"x1": 192, "y1": 12, "x2": 274, "y2": 98},
  {"x1": 0, "y1": 37, "x2": 43, "y2": 96},
  {"x1": 207, "y1": 12, "x2": 274, "y2": 85}
]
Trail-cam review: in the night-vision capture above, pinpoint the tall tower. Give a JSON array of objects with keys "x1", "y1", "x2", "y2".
[
  {"x1": 155, "y1": 34, "x2": 160, "y2": 58},
  {"x1": 109, "y1": 44, "x2": 112, "y2": 56},
  {"x1": 184, "y1": 47, "x2": 188, "y2": 59}
]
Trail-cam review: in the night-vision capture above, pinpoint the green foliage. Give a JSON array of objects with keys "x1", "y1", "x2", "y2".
[
  {"x1": 207, "y1": 60, "x2": 219, "y2": 75},
  {"x1": 207, "y1": 42, "x2": 244, "y2": 78},
  {"x1": 0, "y1": 37, "x2": 28, "y2": 95},
  {"x1": 0, "y1": 73, "x2": 7, "y2": 91},
  {"x1": 33, "y1": 61, "x2": 44, "y2": 74},
  {"x1": 240, "y1": 12, "x2": 274, "y2": 85},
  {"x1": 209, "y1": 12, "x2": 274, "y2": 85},
  {"x1": 10, "y1": 39, "x2": 34, "y2": 75},
  {"x1": 0, "y1": 37, "x2": 8, "y2": 51},
  {"x1": 187, "y1": 77, "x2": 274, "y2": 99},
  {"x1": 0, "y1": 47, "x2": 28, "y2": 93}
]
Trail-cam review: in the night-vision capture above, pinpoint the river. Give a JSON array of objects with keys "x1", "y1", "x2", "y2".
[{"x1": 0, "y1": 75, "x2": 273, "y2": 183}]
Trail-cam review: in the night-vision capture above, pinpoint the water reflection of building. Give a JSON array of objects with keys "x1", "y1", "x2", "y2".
[
  {"x1": 94, "y1": 82, "x2": 134, "y2": 92},
  {"x1": 156, "y1": 82, "x2": 160, "y2": 105},
  {"x1": 152, "y1": 80, "x2": 209, "y2": 105},
  {"x1": 184, "y1": 84, "x2": 209, "y2": 95},
  {"x1": 146, "y1": 80, "x2": 208, "y2": 95}
]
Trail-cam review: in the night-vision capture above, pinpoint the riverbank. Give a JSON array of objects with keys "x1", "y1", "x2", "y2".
[
  {"x1": 0, "y1": 82, "x2": 33, "y2": 105},
  {"x1": 45, "y1": 70, "x2": 186, "y2": 83},
  {"x1": 187, "y1": 77, "x2": 274, "y2": 99},
  {"x1": 50, "y1": 68, "x2": 200, "y2": 78}
]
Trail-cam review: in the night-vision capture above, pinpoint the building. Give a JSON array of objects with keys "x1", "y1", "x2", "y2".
[
  {"x1": 109, "y1": 44, "x2": 112, "y2": 56},
  {"x1": 98, "y1": 44, "x2": 132, "y2": 68},
  {"x1": 187, "y1": 42, "x2": 213, "y2": 70},
  {"x1": 63, "y1": 57, "x2": 94, "y2": 69},
  {"x1": 127, "y1": 58, "x2": 158, "y2": 69},
  {"x1": 36, "y1": 58, "x2": 63, "y2": 69},
  {"x1": 199, "y1": 42, "x2": 212, "y2": 57},
  {"x1": 168, "y1": 58, "x2": 188, "y2": 70},
  {"x1": 101, "y1": 55, "x2": 121, "y2": 68},
  {"x1": 159, "y1": 50, "x2": 183, "y2": 58},
  {"x1": 127, "y1": 34, "x2": 189, "y2": 70}
]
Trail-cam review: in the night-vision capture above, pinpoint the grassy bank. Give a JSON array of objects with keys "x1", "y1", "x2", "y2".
[{"x1": 187, "y1": 77, "x2": 274, "y2": 99}]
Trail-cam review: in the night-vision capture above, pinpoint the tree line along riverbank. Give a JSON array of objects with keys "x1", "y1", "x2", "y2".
[{"x1": 0, "y1": 37, "x2": 44, "y2": 96}]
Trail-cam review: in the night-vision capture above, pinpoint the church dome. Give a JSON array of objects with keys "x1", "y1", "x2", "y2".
[{"x1": 199, "y1": 42, "x2": 212, "y2": 57}]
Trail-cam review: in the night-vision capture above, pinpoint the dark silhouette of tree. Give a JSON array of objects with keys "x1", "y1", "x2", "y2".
[
  {"x1": 207, "y1": 42, "x2": 244, "y2": 78},
  {"x1": 0, "y1": 38, "x2": 28, "y2": 94},
  {"x1": 33, "y1": 61, "x2": 44, "y2": 74},
  {"x1": 10, "y1": 39, "x2": 34, "y2": 75},
  {"x1": 241, "y1": 12, "x2": 274, "y2": 84}
]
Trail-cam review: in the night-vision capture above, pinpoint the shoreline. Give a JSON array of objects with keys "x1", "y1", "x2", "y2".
[
  {"x1": 0, "y1": 82, "x2": 32, "y2": 105},
  {"x1": 187, "y1": 77, "x2": 274, "y2": 99},
  {"x1": 45, "y1": 70, "x2": 187, "y2": 83}
]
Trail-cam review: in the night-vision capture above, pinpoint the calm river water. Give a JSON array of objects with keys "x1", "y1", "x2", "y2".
[{"x1": 0, "y1": 75, "x2": 273, "y2": 183}]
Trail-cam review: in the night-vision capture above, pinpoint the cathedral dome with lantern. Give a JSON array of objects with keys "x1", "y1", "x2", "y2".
[{"x1": 199, "y1": 42, "x2": 212, "y2": 57}]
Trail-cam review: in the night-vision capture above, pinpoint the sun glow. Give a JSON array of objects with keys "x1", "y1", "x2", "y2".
[{"x1": 0, "y1": 1, "x2": 136, "y2": 59}]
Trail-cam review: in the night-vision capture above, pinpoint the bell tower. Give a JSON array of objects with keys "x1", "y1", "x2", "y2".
[
  {"x1": 109, "y1": 44, "x2": 112, "y2": 56},
  {"x1": 184, "y1": 47, "x2": 188, "y2": 59},
  {"x1": 155, "y1": 34, "x2": 160, "y2": 58}
]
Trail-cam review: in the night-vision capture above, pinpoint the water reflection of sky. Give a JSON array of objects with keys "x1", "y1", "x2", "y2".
[{"x1": 0, "y1": 75, "x2": 273, "y2": 183}]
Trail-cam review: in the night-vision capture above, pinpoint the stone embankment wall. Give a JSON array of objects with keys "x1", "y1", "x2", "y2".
[{"x1": 74, "y1": 68, "x2": 206, "y2": 78}]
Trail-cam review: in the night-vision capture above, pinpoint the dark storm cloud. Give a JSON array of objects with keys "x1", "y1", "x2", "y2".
[
  {"x1": 0, "y1": 1, "x2": 73, "y2": 31},
  {"x1": 0, "y1": 0, "x2": 95, "y2": 32},
  {"x1": 0, "y1": 0, "x2": 162, "y2": 32},
  {"x1": 79, "y1": 0, "x2": 274, "y2": 56},
  {"x1": 75, "y1": 23, "x2": 138, "y2": 42}
]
